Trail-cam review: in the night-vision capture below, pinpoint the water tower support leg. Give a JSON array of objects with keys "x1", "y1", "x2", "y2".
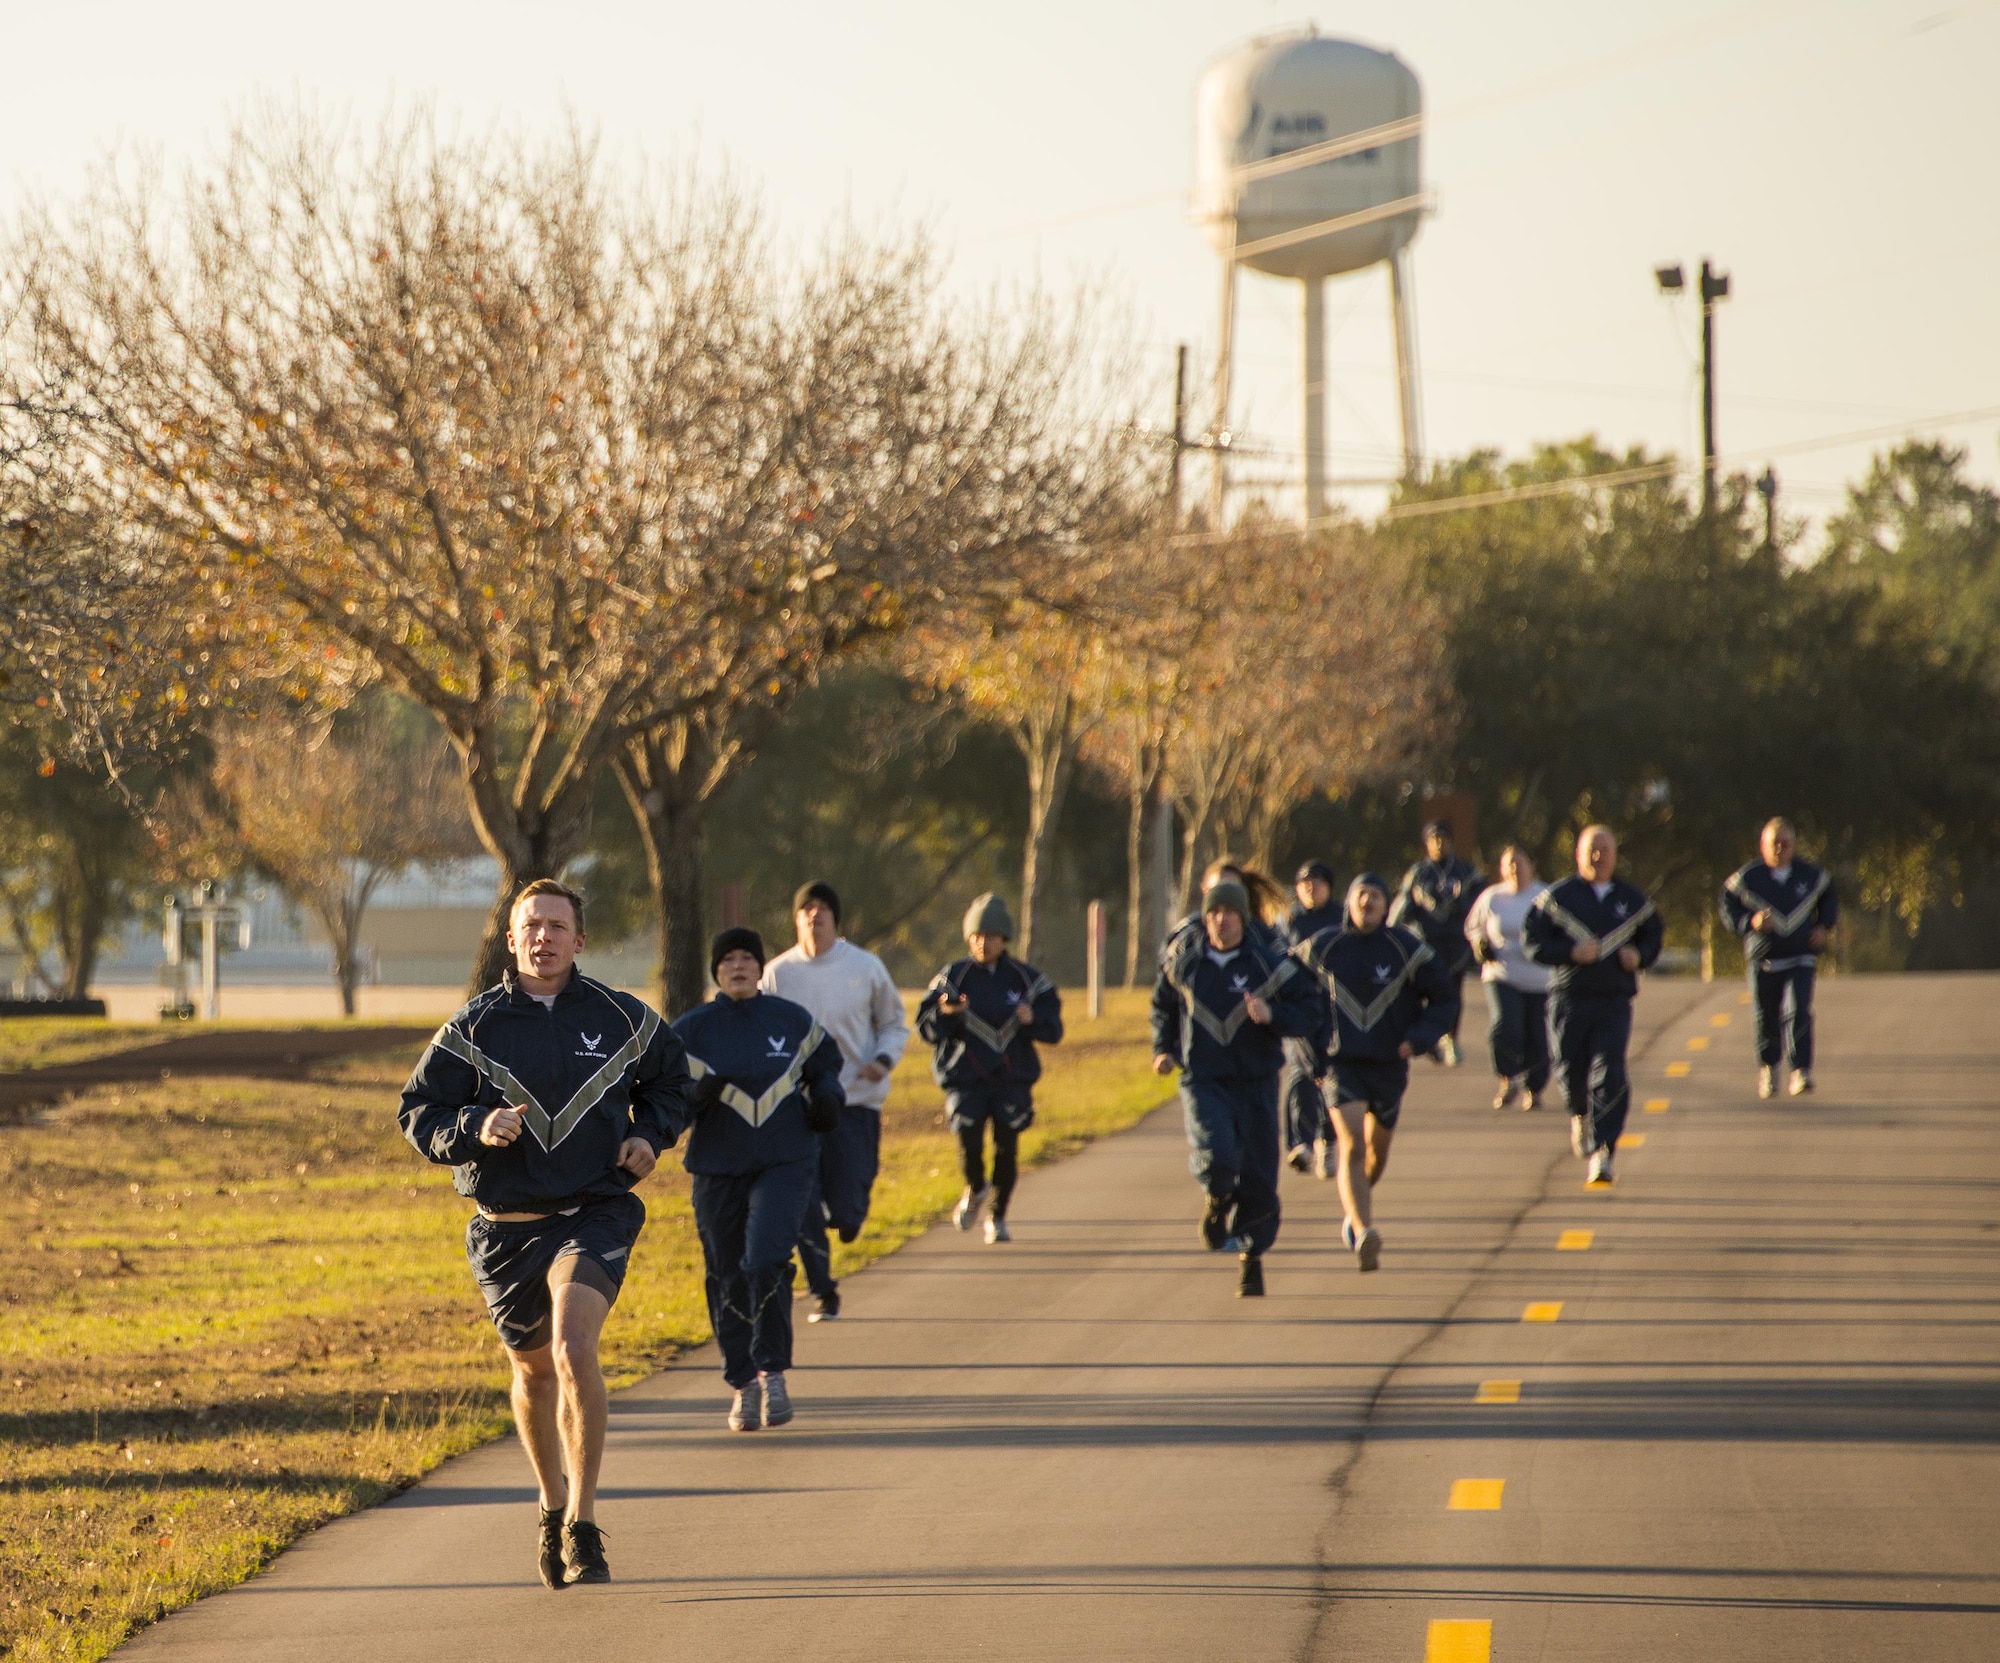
[
  {"x1": 1208, "y1": 249, "x2": 1237, "y2": 529},
  {"x1": 1390, "y1": 247, "x2": 1424, "y2": 478},
  {"x1": 1303, "y1": 276, "x2": 1326, "y2": 523}
]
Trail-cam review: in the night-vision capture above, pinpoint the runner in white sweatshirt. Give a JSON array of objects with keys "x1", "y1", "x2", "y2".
[
  {"x1": 1463, "y1": 846, "x2": 1552, "y2": 1111},
  {"x1": 760, "y1": 881, "x2": 909, "y2": 1322}
]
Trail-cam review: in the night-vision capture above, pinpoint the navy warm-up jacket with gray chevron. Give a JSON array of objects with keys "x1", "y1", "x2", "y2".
[
  {"x1": 916, "y1": 955, "x2": 1064, "y2": 1088},
  {"x1": 670, "y1": 991, "x2": 845, "y2": 1175},
  {"x1": 1151, "y1": 931, "x2": 1322, "y2": 1081},
  {"x1": 1294, "y1": 921, "x2": 1457, "y2": 1065},
  {"x1": 1720, "y1": 859, "x2": 1838, "y2": 968},
  {"x1": 1523, "y1": 876, "x2": 1664, "y2": 1000},
  {"x1": 397, "y1": 970, "x2": 691, "y2": 1213}
]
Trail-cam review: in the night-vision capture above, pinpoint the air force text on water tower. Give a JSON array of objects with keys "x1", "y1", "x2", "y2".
[{"x1": 1193, "y1": 30, "x2": 1429, "y2": 518}]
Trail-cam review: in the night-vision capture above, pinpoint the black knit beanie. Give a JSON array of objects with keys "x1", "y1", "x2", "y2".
[{"x1": 710, "y1": 926, "x2": 767, "y2": 979}]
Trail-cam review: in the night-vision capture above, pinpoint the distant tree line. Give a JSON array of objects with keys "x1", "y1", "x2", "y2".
[{"x1": 4, "y1": 111, "x2": 1997, "y2": 1008}]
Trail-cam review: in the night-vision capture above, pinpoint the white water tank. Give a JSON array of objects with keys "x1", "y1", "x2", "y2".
[{"x1": 1193, "y1": 31, "x2": 1422, "y2": 280}]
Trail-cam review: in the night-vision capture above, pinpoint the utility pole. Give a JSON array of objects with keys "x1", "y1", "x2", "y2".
[
  {"x1": 1169, "y1": 345, "x2": 1189, "y2": 521},
  {"x1": 1654, "y1": 258, "x2": 1730, "y2": 517},
  {"x1": 1755, "y1": 467, "x2": 1778, "y2": 550},
  {"x1": 1699, "y1": 258, "x2": 1730, "y2": 517}
]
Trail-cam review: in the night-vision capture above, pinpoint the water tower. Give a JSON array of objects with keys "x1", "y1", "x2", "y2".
[{"x1": 1193, "y1": 29, "x2": 1426, "y2": 521}]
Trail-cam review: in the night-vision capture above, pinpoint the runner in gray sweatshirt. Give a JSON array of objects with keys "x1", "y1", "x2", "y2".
[{"x1": 760, "y1": 881, "x2": 909, "y2": 1322}]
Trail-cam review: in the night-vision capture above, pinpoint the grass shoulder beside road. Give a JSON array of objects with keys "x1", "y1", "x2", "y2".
[{"x1": 1, "y1": 988, "x2": 1165, "y2": 1662}]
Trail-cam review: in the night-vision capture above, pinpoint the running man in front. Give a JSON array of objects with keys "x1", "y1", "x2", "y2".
[
  {"x1": 397, "y1": 879, "x2": 689, "y2": 1589},
  {"x1": 1151, "y1": 878, "x2": 1322, "y2": 1297},
  {"x1": 1720, "y1": 817, "x2": 1837, "y2": 1098},
  {"x1": 916, "y1": 892, "x2": 1063, "y2": 1244},
  {"x1": 761, "y1": 882, "x2": 909, "y2": 1323},
  {"x1": 1390, "y1": 819, "x2": 1487, "y2": 1067},
  {"x1": 1281, "y1": 860, "x2": 1344, "y2": 1178},
  {"x1": 1294, "y1": 872, "x2": 1456, "y2": 1272},
  {"x1": 1524, "y1": 827, "x2": 1664, "y2": 1188},
  {"x1": 673, "y1": 927, "x2": 846, "y2": 1433}
]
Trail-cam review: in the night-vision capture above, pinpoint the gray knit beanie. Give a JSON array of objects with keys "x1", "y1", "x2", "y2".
[
  {"x1": 1202, "y1": 878, "x2": 1251, "y2": 920},
  {"x1": 963, "y1": 892, "x2": 1014, "y2": 940}
]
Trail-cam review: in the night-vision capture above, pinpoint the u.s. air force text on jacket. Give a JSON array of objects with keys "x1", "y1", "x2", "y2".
[
  {"x1": 1294, "y1": 921, "x2": 1457, "y2": 1064},
  {"x1": 1720, "y1": 859, "x2": 1838, "y2": 970},
  {"x1": 669, "y1": 991, "x2": 846, "y2": 1176},
  {"x1": 916, "y1": 955, "x2": 1064, "y2": 1089},
  {"x1": 1523, "y1": 877, "x2": 1665, "y2": 1001},
  {"x1": 398, "y1": 971, "x2": 692, "y2": 1214},
  {"x1": 1150, "y1": 930, "x2": 1322, "y2": 1080}
]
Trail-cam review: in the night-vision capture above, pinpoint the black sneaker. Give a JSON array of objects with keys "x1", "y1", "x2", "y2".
[
  {"x1": 1286, "y1": 1144, "x2": 1312, "y2": 1173},
  {"x1": 537, "y1": 1507, "x2": 567, "y2": 1591},
  {"x1": 562, "y1": 1518, "x2": 610, "y2": 1585},
  {"x1": 1199, "y1": 1195, "x2": 1233, "y2": 1251},
  {"x1": 808, "y1": 1288, "x2": 841, "y2": 1323},
  {"x1": 1237, "y1": 1253, "x2": 1265, "y2": 1297}
]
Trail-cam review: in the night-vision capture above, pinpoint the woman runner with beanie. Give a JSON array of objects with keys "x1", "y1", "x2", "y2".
[
  {"x1": 916, "y1": 893, "x2": 1064, "y2": 1242},
  {"x1": 672, "y1": 928, "x2": 846, "y2": 1432}
]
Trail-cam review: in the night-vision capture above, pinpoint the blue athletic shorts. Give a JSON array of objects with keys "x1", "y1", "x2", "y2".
[
  {"x1": 465, "y1": 1191, "x2": 644, "y2": 1352},
  {"x1": 1327, "y1": 1057, "x2": 1411, "y2": 1129}
]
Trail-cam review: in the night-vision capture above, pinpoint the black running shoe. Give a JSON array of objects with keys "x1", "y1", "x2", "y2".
[
  {"x1": 808, "y1": 1288, "x2": 841, "y2": 1323},
  {"x1": 537, "y1": 1507, "x2": 567, "y2": 1591},
  {"x1": 563, "y1": 1518, "x2": 610, "y2": 1585},
  {"x1": 1237, "y1": 1253, "x2": 1265, "y2": 1298},
  {"x1": 1199, "y1": 1195, "x2": 1233, "y2": 1251}
]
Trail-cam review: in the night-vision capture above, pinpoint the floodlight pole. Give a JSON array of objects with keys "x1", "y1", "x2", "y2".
[
  {"x1": 1699, "y1": 257, "x2": 1729, "y2": 518},
  {"x1": 1209, "y1": 238, "x2": 1238, "y2": 528}
]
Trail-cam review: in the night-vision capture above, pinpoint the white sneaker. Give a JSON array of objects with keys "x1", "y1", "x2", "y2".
[
  {"x1": 1312, "y1": 1138, "x2": 1331, "y2": 1180},
  {"x1": 983, "y1": 1215, "x2": 1011, "y2": 1244},
  {"x1": 1586, "y1": 1149, "x2": 1615, "y2": 1188},
  {"x1": 1356, "y1": 1226, "x2": 1382, "y2": 1273},
  {"x1": 1439, "y1": 1036, "x2": 1462, "y2": 1068},
  {"x1": 1757, "y1": 1066, "x2": 1776, "y2": 1099},
  {"x1": 1789, "y1": 1069, "x2": 1813, "y2": 1096},
  {"x1": 1570, "y1": 1115, "x2": 1587, "y2": 1159},
  {"x1": 952, "y1": 1186, "x2": 989, "y2": 1230},
  {"x1": 1493, "y1": 1080, "x2": 1517, "y2": 1111},
  {"x1": 759, "y1": 1371, "x2": 793, "y2": 1427},
  {"x1": 727, "y1": 1380, "x2": 763, "y2": 1432}
]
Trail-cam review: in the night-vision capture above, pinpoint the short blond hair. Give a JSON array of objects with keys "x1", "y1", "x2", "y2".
[{"x1": 510, "y1": 877, "x2": 585, "y2": 934}]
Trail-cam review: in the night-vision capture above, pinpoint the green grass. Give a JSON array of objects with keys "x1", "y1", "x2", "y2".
[
  {"x1": 0, "y1": 1020, "x2": 162, "y2": 1075},
  {"x1": 0, "y1": 989, "x2": 1164, "y2": 1661}
]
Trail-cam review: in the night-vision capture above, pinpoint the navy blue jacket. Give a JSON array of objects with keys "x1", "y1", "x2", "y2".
[
  {"x1": 1151, "y1": 929, "x2": 1321, "y2": 1082},
  {"x1": 398, "y1": 970, "x2": 690, "y2": 1213},
  {"x1": 1391, "y1": 856, "x2": 1487, "y2": 974},
  {"x1": 916, "y1": 954, "x2": 1063, "y2": 1088},
  {"x1": 670, "y1": 991, "x2": 845, "y2": 1176},
  {"x1": 1295, "y1": 922, "x2": 1457, "y2": 1065},
  {"x1": 1524, "y1": 876, "x2": 1664, "y2": 1001},
  {"x1": 1279, "y1": 899, "x2": 1343, "y2": 950},
  {"x1": 1720, "y1": 859, "x2": 1837, "y2": 968}
]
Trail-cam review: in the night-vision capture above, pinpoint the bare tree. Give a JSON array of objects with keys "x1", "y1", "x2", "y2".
[
  {"x1": 187, "y1": 702, "x2": 478, "y2": 1014},
  {"x1": 12, "y1": 115, "x2": 1150, "y2": 1001},
  {"x1": 1167, "y1": 523, "x2": 1452, "y2": 902}
]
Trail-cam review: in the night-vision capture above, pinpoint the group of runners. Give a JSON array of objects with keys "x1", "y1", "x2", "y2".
[{"x1": 396, "y1": 814, "x2": 1836, "y2": 1588}]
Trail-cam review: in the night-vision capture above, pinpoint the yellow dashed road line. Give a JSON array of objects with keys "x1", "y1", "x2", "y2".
[
  {"x1": 1474, "y1": 1379, "x2": 1520, "y2": 1403},
  {"x1": 1687, "y1": 1035, "x2": 1710, "y2": 1050},
  {"x1": 1644, "y1": 1096, "x2": 1670, "y2": 1113},
  {"x1": 1666, "y1": 1061, "x2": 1691, "y2": 1077},
  {"x1": 1710, "y1": 1012, "x2": 1733, "y2": 1027},
  {"x1": 1557, "y1": 1229, "x2": 1594, "y2": 1250},
  {"x1": 1426, "y1": 1619, "x2": 1492, "y2": 1661},
  {"x1": 1619, "y1": 1132, "x2": 1646, "y2": 1149},
  {"x1": 1522, "y1": 1301, "x2": 1563, "y2": 1322},
  {"x1": 1448, "y1": 1479, "x2": 1505, "y2": 1511}
]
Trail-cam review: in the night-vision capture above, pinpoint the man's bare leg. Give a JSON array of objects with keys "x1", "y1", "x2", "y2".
[
  {"x1": 1331, "y1": 1100, "x2": 1372, "y2": 1231},
  {"x1": 552, "y1": 1281, "x2": 611, "y2": 1525},
  {"x1": 508, "y1": 1344, "x2": 567, "y2": 1513},
  {"x1": 1365, "y1": 1116, "x2": 1396, "y2": 1186}
]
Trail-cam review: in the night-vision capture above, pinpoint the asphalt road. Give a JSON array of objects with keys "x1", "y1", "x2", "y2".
[{"x1": 119, "y1": 974, "x2": 2000, "y2": 1662}]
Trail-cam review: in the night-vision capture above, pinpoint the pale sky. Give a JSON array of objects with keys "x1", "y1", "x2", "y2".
[{"x1": 6, "y1": 0, "x2": 1997, "y2": 535}]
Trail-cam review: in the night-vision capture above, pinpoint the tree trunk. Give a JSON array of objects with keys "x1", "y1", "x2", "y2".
[
  {"x1": 55, "y1": 844, "x2": 111, "y2": 1000},
  {"x1": 332, "y1": 893, "x2": 362, "y2": 1018},
  {"x1": 617, "y1": 722, "x2": 725, "y2": 1018},
  {"x1": 458, "y1": 732, "x2": 598, "y2": 996},
  {"x1": 1123, "y1": 755, "x2": 1167, "y2": 987},
  {"x1": 1015, "y1": 694, "x2": 1078, "y2": 966}
]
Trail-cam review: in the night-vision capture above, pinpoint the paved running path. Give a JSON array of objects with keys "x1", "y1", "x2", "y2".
[{"x1": 120, "y1": 975, "x2": 2000, "y2": 1661}]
